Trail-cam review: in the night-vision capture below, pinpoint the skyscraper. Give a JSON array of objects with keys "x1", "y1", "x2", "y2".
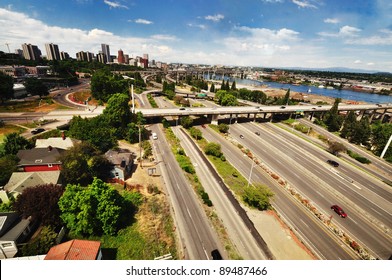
[
  {"x1": 22, "y1": 43, "x2": 42, "y2": 61},
  {"x1": 101, "y1": 44, "x2": 111, "y2": 63},
  {"x1": 117, "y1": 49, "x2": 125, "y2": 64},
  {"x1": 45, "y1": 43, "x2": 61, "y2": 61}
]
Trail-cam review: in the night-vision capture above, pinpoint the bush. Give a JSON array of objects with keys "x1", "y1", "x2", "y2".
[
  {"x1": 242, "y1": 184, "x2": 274, "y2": 210},
  {"x1": 347, "y1": 150, "x2": 371, "y2": 164},
  {"x1": 204, "y1": 142, "x2": 222, "y2": 157}
]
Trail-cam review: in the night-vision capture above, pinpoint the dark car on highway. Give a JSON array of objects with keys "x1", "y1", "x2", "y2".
[
  {"x1": 327, "y1": 159, "x2": 339, "y2": 167},
  {"x1": 331, "y1": 205, "x2": 347, "y2": 218},
  {"x1": 239, "y1": 134, "x2": 244, "y2": 139},
  {"x1": 31, "y1": 128, "x2": 45, "y2": 134}
]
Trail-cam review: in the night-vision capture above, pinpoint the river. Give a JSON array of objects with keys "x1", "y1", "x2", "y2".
[{"x1": 206, "y1": 75, "x2": 392, "y2": 104}]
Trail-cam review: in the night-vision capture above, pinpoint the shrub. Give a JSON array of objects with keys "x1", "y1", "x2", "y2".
[{"x1": 204, "y1": 142, "x2": 222, "y2": 157}]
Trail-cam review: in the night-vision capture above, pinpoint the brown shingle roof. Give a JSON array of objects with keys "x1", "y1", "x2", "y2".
[
  {"x1": 17, "y1": 147, "x2": 64, "y2": 166},
  {"x1": 44, "y1": 239, "x2": 101, "y2": 260}
]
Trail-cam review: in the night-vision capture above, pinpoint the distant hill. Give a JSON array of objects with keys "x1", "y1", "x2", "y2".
[{"x1": 279, "y1": 66, "x2": 391, "y2": 75}]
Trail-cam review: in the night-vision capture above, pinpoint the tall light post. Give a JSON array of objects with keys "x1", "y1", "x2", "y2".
[
  {"x1": 380, "y1": 133, "x2": 392, "y2": 159},
  {"x1": 247, "y1": 158, "x2": 257, "y2": 188}
]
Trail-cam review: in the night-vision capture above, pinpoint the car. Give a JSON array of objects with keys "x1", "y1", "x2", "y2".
[
  {"x1": 255, "y1": 132, "x2": 260, "y2": 136},
  {"x1": 280, "y1": 106, "x2": 286, "y2": 109},
  {"x1": 211, "y1": 249, "x2": 223, "y2": 260},
  {"x1": 312, "y1": 107, "x2": 316, "y2": 110},
  {"x1": 31, "y1": 128, "x2": 45, "y2": 134},
  {"x1": 239, "y1": 134, "x2": 244, "y2": 139},
  {"x1": 255, "y1": 106, "x2": 260, "y2": 109},
  {"x1": 259, "y1": 108, "x2": 263, "y2": 111},
  {"x1": 201, "y1": 124, "x2": 206, "y2": 128},
  {"x1": 179, "y1": 107, "x2": 185, "y2": 110},
  {"x1": 331, "y1": 205, "x2": 347, "y2": 218},
  {"x1": 318, "y1": 105, "x2": 322, "y2": 107},
  {"x1": 327, "y1": 159, "x2": 339, "y2": 167}
]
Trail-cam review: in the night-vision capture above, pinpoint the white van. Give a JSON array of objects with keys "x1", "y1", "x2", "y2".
[{"x1": 152, "y1": 132, "x2": 158, "y2": 140}]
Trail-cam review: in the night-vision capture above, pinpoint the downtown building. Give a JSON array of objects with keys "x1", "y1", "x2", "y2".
[
  {"x1": 21, "y1": 43, "x2": 42, "y2": 61},
  {"x1": 45, "y1": 43, "x2": 61, "y2": 61},
  {"x1": 101, "y1": 44, "x2": 111, "y2": 63}
]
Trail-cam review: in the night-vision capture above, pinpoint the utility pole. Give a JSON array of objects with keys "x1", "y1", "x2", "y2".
[{"x1": 139, "y1": 124, "x2": 142, "y2": 168}]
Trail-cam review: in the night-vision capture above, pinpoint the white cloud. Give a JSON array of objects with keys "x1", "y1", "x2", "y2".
[
  {"x1": 150, "y1": 34, "x2": 178, "y2": 41},
  {"x1": 354, "y1": 60, "x2": 362, "y2": 64},
  {"x1": 0, "y1": 8, "x2": 172, "y2": 59},
  {"x1": 205, "y1": 14, "x2": 224, "y2": 22},
  {"x1": 133, "y1": 19, "x2": 153, "y2": 25},
  {"x1": 103, "y1": 0, "x2": 128, "y2": 9},
  {"x1": 188, "y1": 23, "x2": 207, "y2": 29},
  {"x1": 324, "y1": 18, "x2": 340, "y2": 24},
  {"x1": 339, "y1": 25, "x2": 361, "y2": 37},
  {"x1": 292, "y1": 0, "x2": 318, "y2": 9}
]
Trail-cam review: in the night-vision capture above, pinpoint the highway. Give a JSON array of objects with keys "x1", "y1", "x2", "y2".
[
  {"x1": 171, "y1": 126, "x2": 272, "y2": 259},
  {"x1": 228, "y1": 121, "x2": 392, "y2": 259},
  {"x1": 200, "y1": 125, "x2": 356, "y2": 259}
]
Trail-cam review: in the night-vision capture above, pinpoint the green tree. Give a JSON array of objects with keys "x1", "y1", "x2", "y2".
[
  {"x1": 210, "y1": 83, "x2": 215, "y2": 93},
  {"x1": 324, "y1": 98, "x2": 344, "y2": 132},
  {"x1": 328, "y1": 141, "x2": 347, "y2": 156},
  {"x1": 340, "y1": 111, "x2": 357, "y2": 139},
  {"x1": 243, "y1": 184, "x2": 274, "y2": 210},
  {"x1": 102, "y1": 93, "x2": 132, "y2": 138},
  {"x1": 90, "y1": 69, "x2": 128, "y2": 102},
  {"x1": 189, "y1": 127, "x2": 202, "y2": 140},
  {"x1": 221, "y1": 94, "x2": 238, "y2": 106},
  {"x1": 180, "y1": 116, "x2": 193, "y2": 128},
  {"x1": 68, "y1": 115, "x2": 117, "y2": 152},
  {"x1": 218, "y1": 123, "x2": 229, "y2": 134},
  {"x1": 371, "y1": 122, "x2": 392, "y2": 160},
  {"x1": 24, "y1": 77, "x2": 49, "y2": 97},
  {"x1": 204, "y1": 142, "x2": 222, "y2": 157},
  {"x1": 20, "y1": 226, "x2": 58, "y2": 256},
  {"x1": 0, "y1": 154, "x2": 19, "y2": 186},
  {"x1": 231, "y1": 81, "x2": 237, "y2": 90},
  {"x1": 58, "y1": 142, "x2": 111, "y2": 186},
  {"x1": 58, "y1": 178, "x2": 125, "y2": 236},
  {"x1": 0, "y1": 71, "x2": 14, "y2": 103},
  {"x1": 2, "y1": 133, "x2": 34, "y2": 155},
  {"x1": 282, "y1": 88, "x2": 291, "y2": 105},
  {"x1": 351, "y1": 116, "x2": 371, "y2": 146}
]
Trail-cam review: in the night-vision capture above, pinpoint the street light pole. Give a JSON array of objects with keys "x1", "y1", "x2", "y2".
[{"x1": 247, "y1": 159, "x2": 257, "y2": 188}]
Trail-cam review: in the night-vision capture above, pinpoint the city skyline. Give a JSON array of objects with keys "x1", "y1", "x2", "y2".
[{"x1": 0, "y1": 0, "x2": 391, "y2": 72}]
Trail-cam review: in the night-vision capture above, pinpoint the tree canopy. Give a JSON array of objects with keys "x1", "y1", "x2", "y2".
[
  {"x1": 58, "y1": 142, "x2": 112, "y2": 186},
  {"x1": 58, "y1": 178, "x2": 134, "y2": 236},
  {"x1": 1, "y1": 133, "x2": 34, "y2": 156},
  {"x1": 24, "y1": 77, "x2": 49, "y2": 97},
  {"x1": 14, "y1": 184, "x2": 65, "y2": 227},
  {"x1": 0, "y1": 71, "x2": 14, "y2": 103},
  {"x1": 90, "y1": 69, "x2": 128, "y2": 102}
]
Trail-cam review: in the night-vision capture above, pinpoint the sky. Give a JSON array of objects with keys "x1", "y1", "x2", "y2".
[{"x1": 1, "y1": 0, "x2": 392, "y2": 72}]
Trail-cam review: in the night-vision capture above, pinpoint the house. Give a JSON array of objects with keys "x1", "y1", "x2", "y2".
[
  {"x1": 0, "y1": 171, "x2": 62, "y2": 203},
  {"x1": 0, "y1": 212, "x2": 35, "y2": 259},
  {"x1": 44, "y1": 239, "x2": 102, "y2": 260},
  {"x1": 17, "y1": 147, "x2": 64, "y2": 172},
  {"x1": 35, "y1": 135, "x2": 79, "y2": 150},
  {"x1": 104, "y1": 149, "x2": 134, "y2": 182}
]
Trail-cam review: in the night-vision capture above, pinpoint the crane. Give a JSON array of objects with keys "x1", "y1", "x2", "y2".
[{"x1": 5, "y1": 43, "x2": 11, "y2": 53}]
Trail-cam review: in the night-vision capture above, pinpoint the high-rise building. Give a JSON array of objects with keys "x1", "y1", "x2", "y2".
[
  {"x1": 76, "y1": 51, "x2": 94, "y2": 62},
  {"x1": 21, "y1": 43, "x2": 42, "y2": 61},
  {"x1": 101, "y1": 44, "x2": 111, "y2": 63},
  {"x1": 45, "y1": 43, "x2": 61, "y2": 61},
  {"x1": 96, "y1": 52, "x2": 106, "y2": 64},
  {"x1": 142, "y1": 53, "x2": 149, "y2": 68},
  {"x1": 117, "y1": 49, "x2": 125, "y2": 64},
  {"x1": 60, "y1": 51, "x2": 70, "y2": 60}
]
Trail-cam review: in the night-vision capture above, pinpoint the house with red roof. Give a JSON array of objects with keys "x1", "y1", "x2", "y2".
[{"x1": 44, "y1": 239, "x2": 102, "y2": 260}]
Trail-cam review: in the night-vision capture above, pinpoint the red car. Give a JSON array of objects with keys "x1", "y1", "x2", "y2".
[{"x1": 331, "y1": 205, "x2": 347, "y2": 218}]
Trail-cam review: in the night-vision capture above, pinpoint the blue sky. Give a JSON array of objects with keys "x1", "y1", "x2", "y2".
[{"x1": 1, "y1": 0, "x2": 391, "y2": 71}]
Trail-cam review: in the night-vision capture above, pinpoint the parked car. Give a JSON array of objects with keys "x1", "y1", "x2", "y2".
[
  {"x1": 255, "y1": 132, "x2": 260, "y2": 136},
  {"x1": 327, "y1": 159, "x2": 339, "y2": 167},
  {"x1": 280, "y1": 106, "x2": 286, "y2": 109},
  {"x1": 331, "y1": 205, "x2": 347, "y2": 218},
  {"x1": 31, "y1": 128, "x2": 45, "y2": 134},
  {"x1": 179, "y1": 107, "x2": 185, "y2": 110}
]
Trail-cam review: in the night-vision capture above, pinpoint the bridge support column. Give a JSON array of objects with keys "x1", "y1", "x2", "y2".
[
  {"x1": 380, "y1": 109, "x2": 387, "y2": 123},
  {"x1": 357, "y1": 110, "x2": 366, "y2": 121},
  {"x1": 253, "y1": 114, "x2": 257, "y2": 122},
  {"x1": 309, "y1": 111, "x2": 315, "y2": 121},
  {"x1": 369, "y1": 110, "x2": 375, "y2": 122},
  {"x1": 211, "y1": 114, "x2": 219, "y2": 125}
]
